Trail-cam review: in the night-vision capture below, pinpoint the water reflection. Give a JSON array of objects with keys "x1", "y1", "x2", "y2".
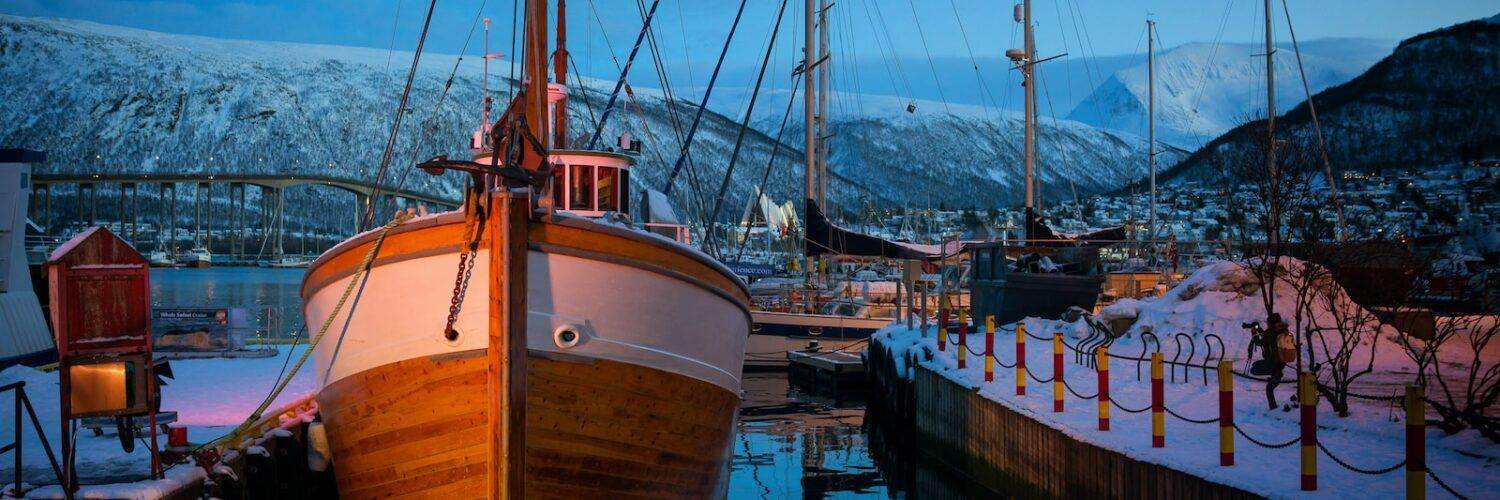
[
  {"x1": 150, "y1": 267, "x2": 305, "y2": 337},
  {"x1": 731, "y1": 373, "x2": 884, "y2": 498}
]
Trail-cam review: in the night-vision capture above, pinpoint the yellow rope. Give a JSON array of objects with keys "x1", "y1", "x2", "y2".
[{"x1": 211, "y1": 212, "x2": 413, "y2": 448}]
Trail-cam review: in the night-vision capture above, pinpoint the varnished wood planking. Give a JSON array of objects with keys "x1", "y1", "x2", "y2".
[{"x1": 318, "y1": 351, "x2": 738, "y2": 499}]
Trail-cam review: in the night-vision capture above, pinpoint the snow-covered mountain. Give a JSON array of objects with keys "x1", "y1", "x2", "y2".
[
  {"x1": 0, "y1": 14, "x2": 1165, "y2": 229},
  {"x1": 1163, "y1": 15, "x2": 1500, "y2": 181},
  {"x1": 1066, "y1": 38, "x2": 1393, "y2": 149}
]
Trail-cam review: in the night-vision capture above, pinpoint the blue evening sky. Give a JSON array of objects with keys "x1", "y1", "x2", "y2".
[{"x1": 2, "y1": 0, "x2": 1495, "y2": 84}]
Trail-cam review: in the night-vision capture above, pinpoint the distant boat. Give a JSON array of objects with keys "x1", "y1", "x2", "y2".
[
  {"x1": 180, "y1": 247, "x2": 211, "y2": 268},
  {"x1": 263, "y1": 255, "x2": 311, "y2": 269},
  {"x1": 146, "y1": 250, "x2": 178, "y2": 268}
]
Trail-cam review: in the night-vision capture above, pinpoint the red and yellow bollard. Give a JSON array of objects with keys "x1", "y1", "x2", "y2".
[
  {"x1": 984, "y1": 315, "x2": 996, "y2": 382},
  {"x1": 1015, "y1": 323, "x2": 1028, "y2": 396},
  {"x1": 1218, "y1": 360, "x2": 1234, "y2": 466},
  {"x1": 1097, "y1": 346, "x2": 1110, "y2": 431},
  {"x1": 1407, "y1": 385, "x2": 1425, "y2": 500},
  {"x1": 1151, "y1": 352, "x2": 1164, "y2": 448},
  {"x1": 957, "y1": 308, "x2": 969, "y2": 369},
  {"x1": 1300, "y1": 372, "x2": 1317, "y2": 491},
  {"x1": 937, "y1": 294, "x2": 950, "y2": 351},
  {"x1": 1053, "y1": 334, "x2": 1064, "y2": 412}
]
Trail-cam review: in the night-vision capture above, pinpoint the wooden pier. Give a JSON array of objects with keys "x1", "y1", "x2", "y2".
[
  {"x1": 787, "y1": 349, "x2": 866, "y2": 399},
  {"x1": 866, "y1": 338, "x2": 1257, "y2": 499}
]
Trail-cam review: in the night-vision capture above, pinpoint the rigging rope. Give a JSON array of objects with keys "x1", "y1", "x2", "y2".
[
  {"x1": 361, "y1": 0, "x2": 440, "y2": 232},
  {"x1": 391, "y1": 0, "x2": 492, "y2": 199},
  {"x1": 584, "y1": 0, "x2": 662, "y2": 150},
  {"x1": 1279, "y1": 0, "x2": 1346, "y2": 241},
  {"x1": 209, "y1": 213, "x2": 413, "y2": 449},
  {"x1": 704, "y1": 0, "x2": 791, "y2": 256},
  {"x1": 662, "y1": 0, "x2": 750, "y2": 195},
  {"x1": 901, "y1": 0, "x2": 951, "y2": 115},
  {"x1": 732, "y1": 76, "x2": 802, "y2": 262}
]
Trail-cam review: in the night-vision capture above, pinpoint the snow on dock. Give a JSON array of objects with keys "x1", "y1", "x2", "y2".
[
  {"x1": 873, "y1": 260, "x2": 1497, "y2": 498},
  {"x1": 0, "y1": 346, "x2": 313, "y2": 494}
]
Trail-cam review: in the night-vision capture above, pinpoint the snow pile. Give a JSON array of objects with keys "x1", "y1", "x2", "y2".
[{"x1": 1097, "y1": 258, "x2": 1416, "y2": 373}]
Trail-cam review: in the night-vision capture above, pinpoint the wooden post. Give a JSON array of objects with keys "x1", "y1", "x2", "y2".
[
  {"x1": 957, "y1": 307, "x2": 968, "y2": 368},
  {"x1": 1098, "y1": 346, "x2": 1110, "y2": 431},
  {"x1": 1052, "y1": 333, "x2": 1063, "y2": 412},
  {"x1": 984, "y1": 315, "x2": 995, "y2": 382},
  {"x1": 487, "y1": 189, "x2": 529, "y2": 499},
  {"x1": 1300, "y1": 372, "x2": 1316, "y2": 491},
  {"x1": 1015, "y1": 323, "x2": 1027, "y2": 396},
  {"x1": 1218, "y1": 360, "x2": 1234, "y2": 466},
  {"x1": 937, "y1": 294, "x2": 949, "y2": 351},
  {"x1": 1406, "y1": 385, "x2": 1425, "y2": 500},
  {"x1": 1151, "y1": 352, "x2": 1164, "y2": 448},
  {"x1": 912, "y1": 283, "x2": 924, "y2": 334}
]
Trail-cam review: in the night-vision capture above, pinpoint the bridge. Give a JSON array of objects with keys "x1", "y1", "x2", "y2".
[{"x1": 30, "y1": 172, "x2": 462, "y2": 263}]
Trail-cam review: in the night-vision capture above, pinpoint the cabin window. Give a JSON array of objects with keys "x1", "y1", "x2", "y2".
[
  {"x1": 569, "y1": 164, "x2": 594, "y2": 211},
  {"x1": 619, "y1": 169, "x2": 630, "y2": 214},
  {"x1": 552, "y1": 164, "x2": 566, "y2": 210},
  {"x1": 596, "y1": 167, "x2": 619, "y2": 212}
]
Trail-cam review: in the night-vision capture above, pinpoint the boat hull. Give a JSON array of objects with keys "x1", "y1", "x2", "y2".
[
  {"x1": 746, "y1": 310, "x2": 886, "y2": 369},
  {"x1": 302, "y1": 212, "x2": 750, "y2": 498},
  {"x1": 318, "y1": 349, "x2": 739, "y2": 498}
]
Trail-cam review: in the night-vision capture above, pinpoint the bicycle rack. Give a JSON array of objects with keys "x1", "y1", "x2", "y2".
[
  {"x1": 1201, "y1": 333, "x2": 1225, "y2": 385},
  {"x1": 1170, "y1": 333, "x2": 1195, "y2": 384},
  {"x1": 1137, "y1": 332, "x2": 1161, "y2": 381}
]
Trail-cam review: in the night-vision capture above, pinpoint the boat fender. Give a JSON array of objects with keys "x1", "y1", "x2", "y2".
[
  {"x1": 306, "y1": 422, "x2": 331, "y2": 472},
  {"x1": 553, "y1": 324, "x2": 585, "y2": 349}
]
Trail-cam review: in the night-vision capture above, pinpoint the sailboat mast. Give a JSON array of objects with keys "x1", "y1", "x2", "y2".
[
  {"x1": 817, "y1": 0, "x2": 829, "y2": 206},
  {"x1": 803, "y1": 0, "x2": 816, "y2": 210},
  {"x1": 1022, "y1": 0, "x2": 1036, "y2": 232},
  {"x1": 1147, "y1": 19, "x2": 1156, "y2": 244},
  {"x1": 552, "y1": 0, "x2": 569, "y2": 148},
  {"x1": 1263, "y1": 0, "x2": 1278, "y2": 248}
]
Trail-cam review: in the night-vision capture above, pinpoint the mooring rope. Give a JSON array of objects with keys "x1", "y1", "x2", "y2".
[{"x1": 208, "y1": 213, "x2": 413, "y2": 449}]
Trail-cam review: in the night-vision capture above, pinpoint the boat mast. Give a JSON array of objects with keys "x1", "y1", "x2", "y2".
[
  {"x1": 1263, "y1": 0, "x2": 1277, "y2": 249},
  {"x1": 520, "y1": 0, "x2": 550, "y2": 175},
  {"x1": 817, "y1": 0, "x2": 829, "y2": 206},
  {"x1": 1022, "y1": 0, "x2": 1035, "y2": 240},
  {"x1": 803, "y1": 0, "x2": 817, "y2": 212},
  {"x1": 1147, "y1": 19, "x2": 1156, "y2": 246},
  {"x1": 552, "y1": 0, "x2": 569, "y2": 148},
  {"x1": 803, "y1": 0, "x2": 817, "y2": 275}
]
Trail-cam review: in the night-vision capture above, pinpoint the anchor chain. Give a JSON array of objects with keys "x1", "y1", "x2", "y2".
[{"x1": 444, "y1": 200, "x2": 487, "y2": 340}]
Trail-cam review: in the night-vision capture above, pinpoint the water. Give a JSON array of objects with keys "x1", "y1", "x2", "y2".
[
  {"x1": 149, "y1": 267, "x2": 306, "y2": 337},
  {"x1": 149, "y1": 268, "x2": 986, "y2": 498}
]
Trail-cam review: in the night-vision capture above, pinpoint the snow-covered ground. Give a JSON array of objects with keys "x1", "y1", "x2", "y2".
[
  {"x1": 0, "y1": 346, "x2": 313, "y2": 490},
  {"x1": 872, "y1": 260, "x2": 1497, "y2": 499}
]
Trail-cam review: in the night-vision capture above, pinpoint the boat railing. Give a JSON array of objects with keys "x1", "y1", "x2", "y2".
[
  {"x1": 642, "y1": 222, "x2": 693, "y2": 245},
  {"x1": 0, "y1": 381, "x2": 65, "y2": 496}
]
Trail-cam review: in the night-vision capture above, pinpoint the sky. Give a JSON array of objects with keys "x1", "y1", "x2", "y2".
[
  {"x1": 1, "y1": 0, "x2": 1493, "y2": 61},
  {"x1": 1, "y1": 0, "x2": 1495, "y2": 115}
]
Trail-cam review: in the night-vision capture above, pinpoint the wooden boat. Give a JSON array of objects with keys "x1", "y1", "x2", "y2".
[{"x1": 301, "y1": 3, "x2": 750, "y2": 496}]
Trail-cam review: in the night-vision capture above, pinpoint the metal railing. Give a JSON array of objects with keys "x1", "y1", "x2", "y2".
[{"x1": 0, "y1": 381, "x2": 64, "y2": 497}]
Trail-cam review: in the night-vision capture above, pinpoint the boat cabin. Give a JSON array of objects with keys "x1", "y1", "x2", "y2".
[{"x1": 547, "y1": 150, "x2": 631, "y2": 218}]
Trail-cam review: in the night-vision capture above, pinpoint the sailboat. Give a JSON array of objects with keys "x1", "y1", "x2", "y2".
[
  {"x1": 301, "y1": 1, "x2": 750, "y2": 496},
  {"x1": 968, "y1": 0, "x2": 1114, "y2": 326},
  {"x1": 745, "y1": 0, "x2": 920, "y2": 369}
]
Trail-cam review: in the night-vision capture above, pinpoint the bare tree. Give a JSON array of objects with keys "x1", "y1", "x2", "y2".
[{"x1": 1427, "y1": 315, "x2": 1500, "y2": 441}]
